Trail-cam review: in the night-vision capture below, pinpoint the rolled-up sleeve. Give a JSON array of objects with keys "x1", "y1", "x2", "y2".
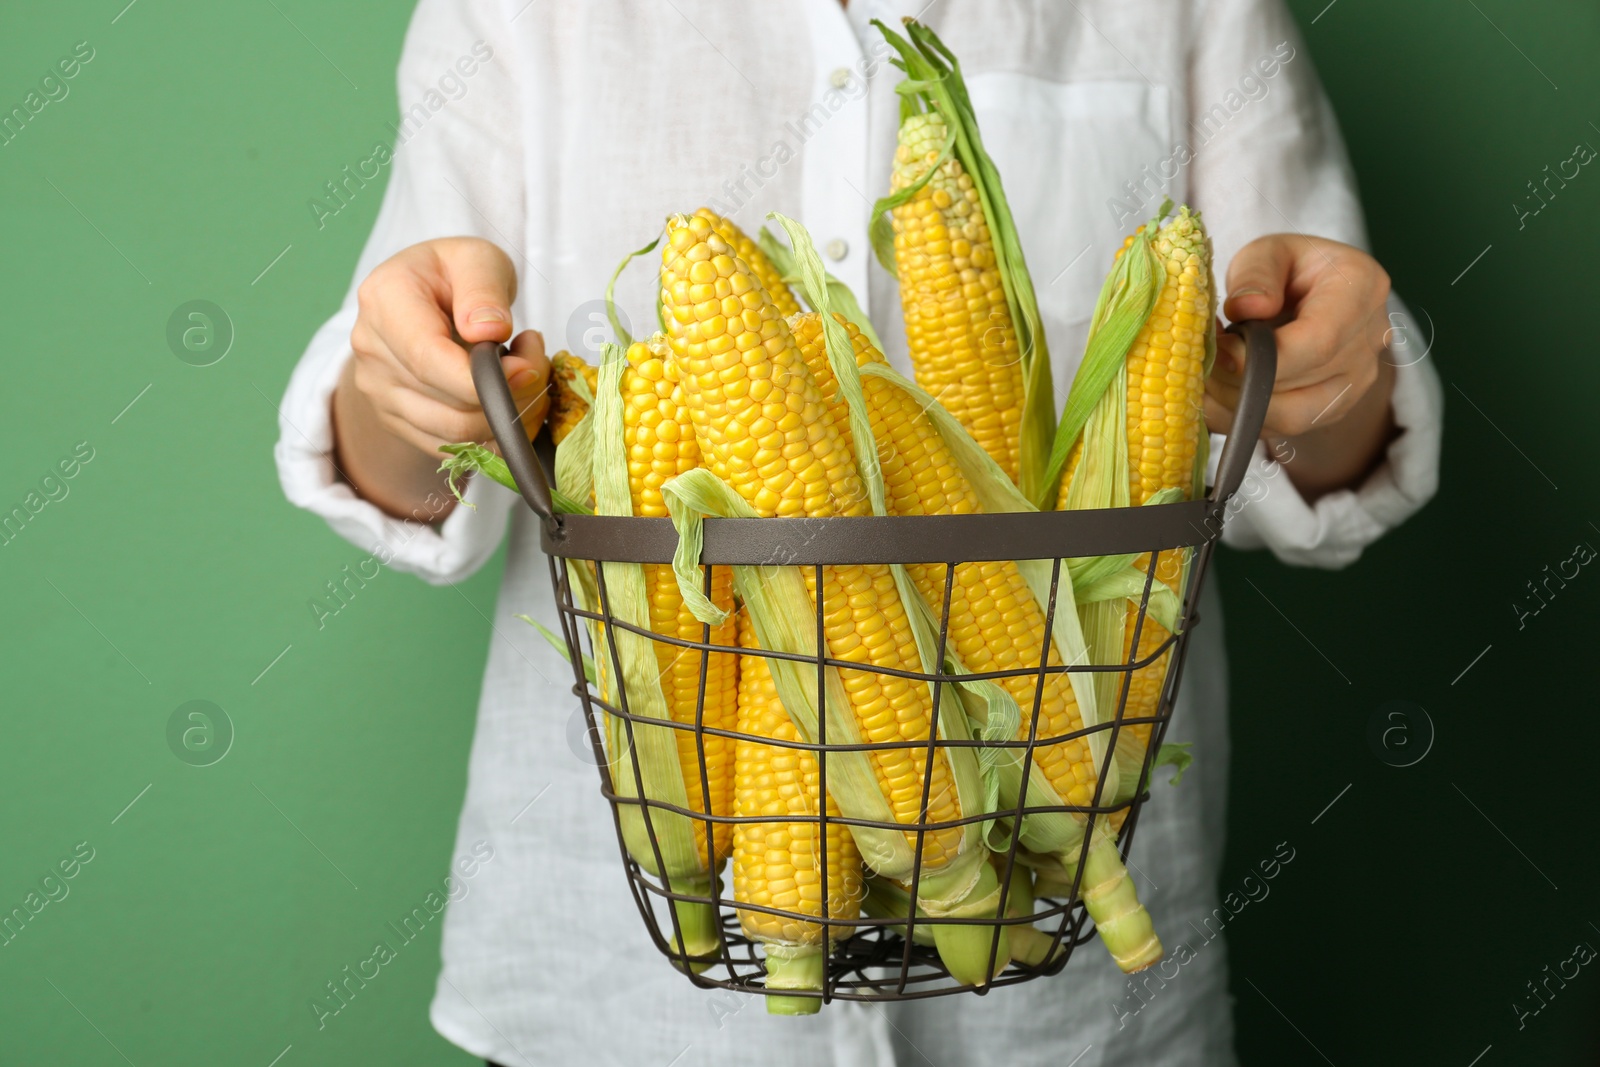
[
  {"x1": 273, "y1": 0, "x2": 524, "y2": 586},
  {"x1": 1190, "y1": 0, "x2": 1443, "y2": 568}
]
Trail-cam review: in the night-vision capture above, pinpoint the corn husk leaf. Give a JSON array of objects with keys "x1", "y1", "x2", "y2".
[
  {"x1": 516, "y1": 613, "x2": 597, "y2": 686},
  {"x1": 950, "y1": 677, "x2": 1082, "y2": 858},
  {"x1": 865, "y1": 119, "x2": 956, "y2": 281},
  {"x1": 1061, "y1": 356, "x2": 1131, "y2": 805},
  {"x1": 1191, "y1": 424, "x2": 1211, "y2": 502},
  {"x1": 858, "y1": 361, "x2": 1104, "y2": 763},
  {"x1": 768, "y1": 213, "x2": 885, "y2": 517},
  {"x1": 861, "y1": 876, "x2": 937, "y2": 946},
  {"x1": 605, "y1": 233, "x2": 662, "y2": 347},
  {"x1": 1063, "y1": 487, "x2": 1183, "y2": 589},
  {"x1": 661, "y1": 468, "x2": 914, "y2": 878},
  {"x1": 1153, "y1": 742, "x2": 1193, "y2": 787},
  {"x1": 437, "y1": 442, "x2": 592, "y2": 516},
  {"x1": 554, "y1": 409, "x2": 596, "y2": 512},
  {"x1": 588, "y1": 345, "x2": 706, "y2": 887},
  {"x1": 899, "y1": 569, "x2": 1011, "y2": 841},
  {"x1": 1074, "y1": 566, "x2": 1181, "y2": 635},
  {"x1": 1040, "y1": 217, "x2": 1164, "y2": 508},
  {"x1": 758, "y1": 226, "x2": 885, "y2": 352}
]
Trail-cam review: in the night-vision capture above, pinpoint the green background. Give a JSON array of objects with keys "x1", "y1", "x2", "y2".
[{"x1": 0, "y1": 1, "x2": 1594, "y2": 1064}]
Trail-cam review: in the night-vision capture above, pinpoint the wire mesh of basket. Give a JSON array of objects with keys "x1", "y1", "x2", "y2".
[{"x1": 469, "y1": 321, "x2": 1277, "y2": 1006}]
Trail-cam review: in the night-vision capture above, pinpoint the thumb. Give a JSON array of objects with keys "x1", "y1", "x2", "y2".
[
  {"x1": 436, "y1": 237, "x2": 518, "y2": 344},
  {"x1": 1223, "y1": 234, "x2": 1296, "y2": 324}
]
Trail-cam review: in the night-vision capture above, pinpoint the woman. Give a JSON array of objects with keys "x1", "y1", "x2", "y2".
[{"x1": 276, "y1": 1, "x2": 1440, "y2": 1063}]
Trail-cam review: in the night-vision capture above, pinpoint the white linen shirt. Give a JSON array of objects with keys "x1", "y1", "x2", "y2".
[{"x1": 275, "y1": 1, "x2": 1442, "y2": 1064}]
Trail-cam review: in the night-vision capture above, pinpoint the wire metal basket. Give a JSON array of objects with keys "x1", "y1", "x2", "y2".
[{"x1": 470, "y1": 321, "x2": 1276, "y2": 1005}]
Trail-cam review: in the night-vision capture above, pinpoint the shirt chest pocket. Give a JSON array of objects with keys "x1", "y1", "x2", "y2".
[{"x1": 966, "y1": 74, "x2": 1171, "y2": 390}]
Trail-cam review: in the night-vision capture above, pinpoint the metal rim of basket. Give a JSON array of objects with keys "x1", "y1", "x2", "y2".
[{"x1": 471, "y1": 321, "x2": 1277, "y2": 1004}]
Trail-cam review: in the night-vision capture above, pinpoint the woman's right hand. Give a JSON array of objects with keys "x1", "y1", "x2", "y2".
[{"x1": 331, "y1": 237, "x2": 550, "y2": 521}]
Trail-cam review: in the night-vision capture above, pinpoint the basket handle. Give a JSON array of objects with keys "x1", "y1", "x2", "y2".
[
  {"x1": 1209, "y1": 319, "x2": 1277, "y2": 505},
  {"x1": 469, "y1": 340, "x2": 559, "y2": 530}
]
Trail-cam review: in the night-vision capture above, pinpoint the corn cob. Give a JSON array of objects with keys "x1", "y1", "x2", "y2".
[
  {"x1": 694, "y1": 207, "x2": 801, "y2": 318},
  {"x1": 622, "y1": 339, "x2": 739, "y2": 865},
  {"x1": 661, "y1": 212, "x2": 1005, "y2": 984},
  {"x1": 1057, "y1": 209, "x2": 1210, "y2": 825},
  {"x1": 733, "y1": 610, "x2": 863, "y2": 1013},
  {"x1": 794, "y1": 310, "x2": 1162, "y2": 973},
  {"x1": 549, "y1": 351, "x2": 597, "y2": 444},
  {"x1": 662, "y1": 213, "x2": 963, "y2": 859},
  {"x1": 889, "y1": 111, "x2": 1024, "y2": 483},
  {"x1": 791, "y1": 313, "x2": 1097, "y2": 809}
]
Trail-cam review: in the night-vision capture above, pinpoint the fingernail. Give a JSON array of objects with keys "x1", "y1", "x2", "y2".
[
  {"x1": 469, "y1": 306, "x2": 508, "y2": 324},
  {"x1": 1230, "y1": 287, "x2": 1266, "y2": 301},
  {"x1": 507, "y1": 369, "x2": 537, "y2": 390}
]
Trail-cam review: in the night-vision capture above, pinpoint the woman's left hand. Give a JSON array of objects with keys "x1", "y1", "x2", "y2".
[{"x1": 1206, "y1": 234, "x2": 1398, "y2": 501}]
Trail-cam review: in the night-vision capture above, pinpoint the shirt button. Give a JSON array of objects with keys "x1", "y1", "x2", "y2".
[
  {"x1": 829, "y1": 67, "x2": 852, "y2": 90},
  {"x1": 825, "y1": 238, "x2": 849, "y2": 262}
]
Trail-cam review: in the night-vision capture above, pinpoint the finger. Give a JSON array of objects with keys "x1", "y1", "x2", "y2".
[
  {"x1": 360, "y1": 310, "x2": 484, "y2": 412},
  {"x1": 380, "y1": 384, "x2": 496, "y2": 452},
  {"x1": 503, "y1": 330, "x2": 552, "y2": 435},
  {"x1": 1203, "y1": 391, "x2": 1234, "y2": 437},
  {"x1": 1222, "y1": 235, "x2": 1297, "y2": 323},
  {"x1": 1213, "y1": 328, "x2": 1245, "y2": 376},
  {"x1": 1208, "y1": 372, "x2": 1359, "y2": 438},
  {"x1": 435, "y1": 238, "x2": 518, "y2": 345},
  {"x1": 1211, "y1": 316, "x2": 1361, "y2": 398},
  {"x1": 502, "y1": 329, "x2": 550, "y2": 393},
  {"x1": 1269, "y1": 284, "x2": 1388, "y2": 395}
]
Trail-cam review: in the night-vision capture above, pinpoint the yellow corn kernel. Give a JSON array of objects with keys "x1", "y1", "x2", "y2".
[
  {"x1": 695, "y1": 207, "x2": 801, "y2": 318},
  {"x1": 890, "y1": 112, "x2": 1023, "y2": 482}
]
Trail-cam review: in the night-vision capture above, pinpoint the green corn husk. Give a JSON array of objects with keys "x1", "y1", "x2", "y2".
[
  {"x1": 553, "y1": 363, "x2": 598, "y2": 511},
  {"x1": 996, "y1": 859, "x2": 1064, "y2": 967},
  {"x1": 757, "y1": 225, "x2": 885, "y2": 353},
  {"x1": 1041, "y1": 206, "x2": 1167, "y2": 505},
  {"x1": 861, "y1": 876, "x2": 937, "y2": 947},
  {"x1": 939, "y1": 638, "x2": 1162, "y2": 973},
  {"x1": 1065, "y1": 362, "x2": 1135, "y2": 808},
  {"x1": 606, "y1": 233, "x2": 663, "y2": 345},
  {"x1": 869, "y1": 18, "x2": 1057, "y2": 507},
  {"x1": 768, "y1": 215, "x2": 887, "y2": 518},
  {"x1": 587, "y1": 344, "x2": 720, "y2": 968},
  {"x1": 438, "y1": 442, "x2": 592, "y2": 516},
  {"x1": 517, "y1": 614, "x2": 597, "y2": 686}
]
